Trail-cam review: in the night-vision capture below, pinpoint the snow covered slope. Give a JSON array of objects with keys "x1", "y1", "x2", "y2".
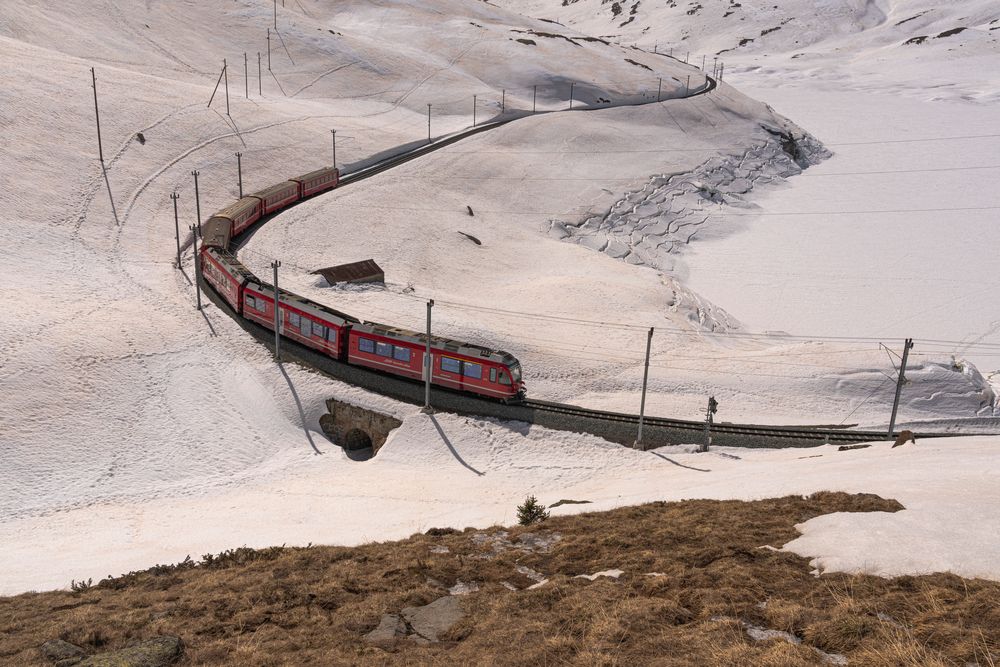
[{"x1": 1, "y1": 0, "x2": 997, "y2": 593}]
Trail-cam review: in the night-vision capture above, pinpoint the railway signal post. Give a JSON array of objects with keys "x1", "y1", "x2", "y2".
[
  {"x1": 272, "y1": 260, "x2": 282, "y2": 361},
  {"x1": 887, "y1": 338, "x2": 914, "y2": 439},
  {"x1": 236, "y1": 152, "x2": 243, "y2": 198},
  {"x1": 189, "y1": 224, "x2": 202, "y2": 310},
  {"x1": 171, "y1": 191, "x2": 181, "y2": 269},
  {"x1": 422, "y1": 299, "x2": 434, "y2": 413},
  {"x1": 701, "y1": 396, "x2": 718, "y2": 453},
  {"x1": 635, "y1": 327, "x2": 654, "y2": 448}
]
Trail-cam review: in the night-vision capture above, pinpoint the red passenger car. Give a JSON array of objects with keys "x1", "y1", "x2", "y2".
[
  {"x1": 291, "y1": 167, "x2": 339, "y2": 198},
  {"x1": 252, "y1": 181, "x2": 300, "y2": 216},
  {"x1": 242, "y1": 281, "x2": 357, "y2": 358},
  {"x1": 206, "y1": 196, "x2": 262, "y2": 238},
  {"x1": 200, "y1": 248, "x2": 255, "y2": 312},
  {"x1": 348, "y1": 322, "x2": 525, "y2": 401}
]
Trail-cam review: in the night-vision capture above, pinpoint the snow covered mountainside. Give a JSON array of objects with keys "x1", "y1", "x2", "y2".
[{"x1": 0, "y1": 0, "x2": 998, "y2": 593}]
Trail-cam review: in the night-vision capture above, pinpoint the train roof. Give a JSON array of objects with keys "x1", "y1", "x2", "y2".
[
  {"x1": 291, "y1": 166, "x2": 338, "y2": 182},
  {"x1": 252, "y1": 181, "x2": 298, "y2": 199},
  {"x1": 353, "y1": 321, "x2": 519, "y2": 366},
  {"x1": 209, "y1": 196, "x2": 259, "y2": 221}
]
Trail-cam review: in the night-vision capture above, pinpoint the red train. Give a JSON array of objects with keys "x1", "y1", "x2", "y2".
[{"x1": 198, "y1": 166, "x2": 526, "y2": 402}]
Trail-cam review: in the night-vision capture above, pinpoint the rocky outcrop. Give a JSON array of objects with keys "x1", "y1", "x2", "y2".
[
  {"x1": 364, "y1": 596, "x2": 464, "y2": 647},
  {"x1": 41, "y1": 636, "x2": 183, "y2": 667}
]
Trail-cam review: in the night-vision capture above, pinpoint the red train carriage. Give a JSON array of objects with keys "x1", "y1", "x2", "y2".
[
  {"x1": 206, "y1": 196, "x2": 262, "y2": 238},
  {"x1": 348, "y1": 322, "x2": 525, "y2": 401},
  {"x1": 252, "y1": 181, "x2": 300, "y2": 216},
  {"x1": 200, "y1": 247, "x2": 255, "y2": 312},
  {"x1": 242, "y1": 281, "x2": 357, "y2": 358},
  {"x1": 273, "y1": 290, "x2": 358, "y2": 359},
  {"x1": 291, "y1": 167, "x2": 339, "y2": 198}
]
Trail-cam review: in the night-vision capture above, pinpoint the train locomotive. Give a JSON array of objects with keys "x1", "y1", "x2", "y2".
[{"x1": 197, "y1": 166, "x2": 526, "y2": 403}]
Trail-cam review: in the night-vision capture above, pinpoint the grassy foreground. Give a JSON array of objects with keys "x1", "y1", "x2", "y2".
[{"x1": 1, "y1": 493, "x2": 998, "y2": 666}]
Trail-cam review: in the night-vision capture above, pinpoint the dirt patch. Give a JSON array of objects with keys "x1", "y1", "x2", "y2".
[{"x1": 2, "y1": 493, "x2": 997, "y2": 666}]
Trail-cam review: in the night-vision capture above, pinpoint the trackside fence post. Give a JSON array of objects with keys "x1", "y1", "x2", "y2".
[
  {"x1": 422, "y1": 299, "x2": 434, "y2": 413},
  {"x1": 272, "y1": 260, "x2": 282, "y2": 361},
  {"x1": 635, "y1": 327, "x2": 654, "y2": 448},
  {"x1": 887, "y1": 338, "x2": 914, "y2": 439},
  {"x1": 189, "y1": 224, "x2": 202, "y2": 310}
]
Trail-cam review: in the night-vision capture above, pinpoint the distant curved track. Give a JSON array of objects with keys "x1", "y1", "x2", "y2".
[{"x1": 205, "y1": 75, "x2": 962, "y2": 449}]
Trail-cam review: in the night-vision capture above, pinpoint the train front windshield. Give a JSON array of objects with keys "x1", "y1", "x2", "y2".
[{"x1": 509, "y1": 363, "x2": 522, "y2": 382}]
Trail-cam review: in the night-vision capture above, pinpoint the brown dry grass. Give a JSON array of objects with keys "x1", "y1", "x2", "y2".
[{"x1": 1, "y1": 493, "x2": 998, "y2": 666}]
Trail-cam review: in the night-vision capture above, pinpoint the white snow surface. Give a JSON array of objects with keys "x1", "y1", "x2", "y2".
[{"x1": 1, "y1": 0, "x2": 999, "y2": 593}]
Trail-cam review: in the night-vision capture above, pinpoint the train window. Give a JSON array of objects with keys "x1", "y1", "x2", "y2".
[
  {"x1": 245, "y1": 295, "x2": 257, "y2": 310},
  {"x1": 313, "y1": 322, "x2": 327, "y2": 339},
  {"x1": 393, "y1": 346, "x2": 411, "y2": 362},
  {"x1": 498, "y1": 371, "x2": 511, "y2": 386},
  {"x1": 327, "y1": 328, "x2": 336, "y2": 344},
  {"x1": 462, "y1": 362, "x2": 482, "y2": 380},
  {"x1": 376, "y1": 341, "x2": 392, "y2": 357},
  {"x1": 288, "y1": 311, "x2": 301, "y2": 328},
  {"x1": 441, "y1": 357, "x2": 461, "y2": 374},
  {"x1": 490, "y1": 368, "x2": 497, "y2": 383},
  {"x1": 359, "y1": 338, "x2": 375, "y2": 353}
]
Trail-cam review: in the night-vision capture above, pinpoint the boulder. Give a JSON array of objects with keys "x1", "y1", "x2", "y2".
[
  {"x1": 364, "y1": 614, "x2": 407, "y2": 648},
  {"x1": 76, "y1": 636, "x2": 183, "y2": 667},
  {"x1": 401, "y1": 596, "x2": 463, "y2": 644},
  {"x1": 40, "y1": 639, "x2": 86, "y2": 666}
]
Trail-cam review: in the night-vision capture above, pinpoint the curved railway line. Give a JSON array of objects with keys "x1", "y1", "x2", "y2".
[{"x1": 201, "y1": 74, "x2": 980, "y2": 449}]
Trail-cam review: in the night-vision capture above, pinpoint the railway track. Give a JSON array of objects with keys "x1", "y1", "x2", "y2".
[{"x1": 217, "y1": 74, "x2": 972, "y2": 450}]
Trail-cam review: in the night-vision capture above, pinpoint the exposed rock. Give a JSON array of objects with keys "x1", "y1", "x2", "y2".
[
  {"x1": 40, "y1": 639, "x2": 86, "y2": 666},
  {"x1": 364, "y1": 614, "x2": 408, "y2": 648},
  {"x1": 75, "y1": 636, "x2": 182, "y2": 667},
  {"x1": 401, "y1": 596, "x2": 464, "y2": 644}
]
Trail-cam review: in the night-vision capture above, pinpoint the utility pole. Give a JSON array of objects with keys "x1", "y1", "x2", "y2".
[
  {"x1": 656, "y1": 77, "x2": 662, "y2": 102},
  {"x1": 472, "y1": 94, "x2": 477, "y2": 126},
  {"x1": 685, "y1": 75, "x2": 691, "y2": 97},
  {"x1": 191, "y1": 170, "x2": 201, "y2": 232},
  {"x1": 90, "y1": 68, "x2": 104, "y2": 164},
  {"x1": 422, "y1": 299, "x2": 434, "y2": 413},
  {"x1": 258, "y1": 52, "x2": 262, "y2": 95},
  {"x1": 712, "y1": 56, "x2": 718, "y2": 78},
  {"x1": 501, "y1": 89, "x2": 505, "y2": 114},
  {"x1": 426, "y1": 103, "x2": 432, "y2": 143},
  {"x1": 273, "y1": 0, "x2": 277, "y2": 29},
  {"x1": 532, "y1": 84, "x2": 537, "y2": 113},
  {"x1": 267, "y1": 28, "x2": 271, "y2": 70},
  {"x1": 244, "y1": 52, "x2": 248, "y2": 98},
  {"x1": 887, "y1": 338, "x2": 914, "y2": 439},
  {"x1": 701, "y1": 396, "x2": 718, "y2": 452},
  {"x1": 223, "y1": 58, "x2": 230, "y2": 116},
  {"x1": 171, "y1": 191, "x2": 181, "y2": 269},
  {"x1": 685, "y1": 51, "x2": 689, "y2": 63},
  {"x1": 236, "y1": 152, "x2": 243, "y2": 198},
  {"x1": 208, "y1": 62, "x2": 225, "y2": 108},
  {"x1": 701, "y1": 54, "x2": 706, "y2": 71},
  {"x1": 719, "y1": 63, "x2": 724, "y2": 82},
  {"x1": 331, "y1": 129, "x2": 336, "y2": 168},
  {"x1": 635, "y1": 327, "x2": 654, "y2": 448},
  {"x1": 190, "y1": 224, "x2": 202, "y2": 310},
  {"x1": 272, "y1": 260, "x2": 282, "y2": 361},
  {"x1": 568, "y1": 82, "x2": 574, "y2": 109}
]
